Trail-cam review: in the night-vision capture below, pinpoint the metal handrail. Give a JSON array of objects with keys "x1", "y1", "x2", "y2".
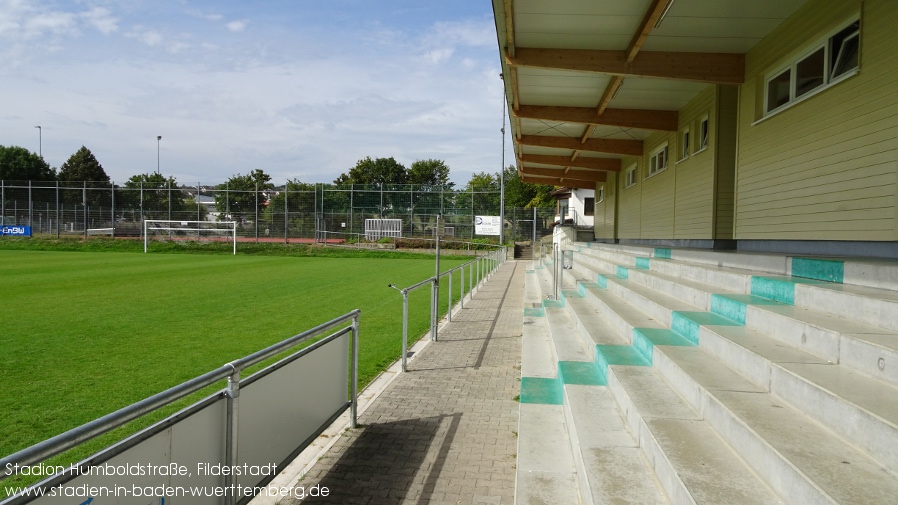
[
  {"x1": 390, "y1": 246, "x2": 506, "y2": 372},
  {"x1": 0, "y1": 310, "x2": 361, "y2": 479}
]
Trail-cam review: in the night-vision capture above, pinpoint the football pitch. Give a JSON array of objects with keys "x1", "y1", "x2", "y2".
[{"x1": 0, "y1": 248, "x2": 473, "y2": 467}]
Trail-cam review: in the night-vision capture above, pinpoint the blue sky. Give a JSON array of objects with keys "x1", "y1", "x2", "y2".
[{"x1": 0, "y1": 0, "x2": 512, "y2": 185}]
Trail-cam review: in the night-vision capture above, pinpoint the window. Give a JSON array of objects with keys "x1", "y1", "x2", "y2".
[
  {"x1": 584, "y1": 197, "x2": 595, "y2": 216},
  {"x1": 680, "y1": 129, "x2": 690, "y2": 161},
  {"x1": 698, "y1": 117, "x2": 709, "y2": 151},
  {"x1": 625, "y1": 165, "x2": 638, "y2": 188},
  {"x1": 597, "y1": 186, "x2": 605, "y2": 203},
  {"x1": 764, "y1": 19, "x2": 860, "y2": 115},
  {"x1": 648, "y1": 144, "x2": 668, "y2": 176}
]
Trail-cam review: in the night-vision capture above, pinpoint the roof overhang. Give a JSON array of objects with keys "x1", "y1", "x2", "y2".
[{"x1": 493, "y1": 0, "x2": 810, "y2": 185}]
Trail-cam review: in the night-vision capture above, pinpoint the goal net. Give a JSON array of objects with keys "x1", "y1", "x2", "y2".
[{"x1": 143, "y1": 220, "x2": 237, "y2": 254}]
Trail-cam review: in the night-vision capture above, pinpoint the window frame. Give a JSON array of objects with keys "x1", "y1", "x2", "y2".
[
  {"x1": 583, "y1": 197, "x2": 595, "y2": 216},
  {"x1": 624, "y1": 165, "x2": 638, "y2": 189},
  {"x1": 696, "y1": 116, "x2": 709, "y2": 153},
  {"x1": 648, "y1": 143, "x2": 669, "y2": 178},
  {"x1": 761, "y1": 18, "x2": 860, "y2": 118},
  {"x1": 597, "y1": 186, "x2": 605, "y2": 203}
]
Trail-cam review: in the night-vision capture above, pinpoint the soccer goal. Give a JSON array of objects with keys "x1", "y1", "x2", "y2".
[{"x1": 143, "y1": 220, "x2": 237, "y2": 254}]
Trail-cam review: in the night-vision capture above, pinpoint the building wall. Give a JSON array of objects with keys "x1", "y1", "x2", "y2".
[
  {"x1": 674, "y1": 86, "x2": 718, "y2": 239},
  {"x1": 593, "y1": 173, "x2": 616, "y2": 240},
  {"x1": 734, "y1": 0, "x2": 898, "y2": 241},
  {"x1": 614, "y1": 86, "x2": 727, "y2": 241},
  {"x1": 617, "y1": 156, "x2": 642, "y2": 239}
]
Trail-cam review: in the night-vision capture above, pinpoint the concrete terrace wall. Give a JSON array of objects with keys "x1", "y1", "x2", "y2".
[{"x1": 734, "y1": 0, "x2": 898, "y2": 241}]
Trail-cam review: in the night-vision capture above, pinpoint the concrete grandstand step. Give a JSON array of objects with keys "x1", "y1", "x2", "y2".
[
  {"x1": 605, "y1": 365, "x2": 783, "y2": 505},
  {"x1": 545, "y1": 305, "x2": 593, "y2": 362},
  {"x1": 563, "y1": 384, "x2": 670, "y2": 505},
  {"x1": 572, "y1": 249, "x2": 898, "y2": 471},
  {"x1": 572, "y1": 248, "x2": 898, "y2": 387},
  {"x1": 648, "y1": 341, "x2": 898, "y2": 504},
  {"x1": 576, "y1": 243, "x2": 898, "y2": 332},
  {"x1": 516, "y1": 403, "x2": 581, "y2": 504}
]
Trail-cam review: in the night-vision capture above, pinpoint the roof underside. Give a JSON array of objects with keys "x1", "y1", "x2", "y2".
[{"x1": 494, "y1": 0, "x2": 808, "y2": 188}]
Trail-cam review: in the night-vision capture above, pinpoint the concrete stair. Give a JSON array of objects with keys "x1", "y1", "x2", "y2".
[{"x1": 516, "y1": 243, "x2": 898, "y2": 505}]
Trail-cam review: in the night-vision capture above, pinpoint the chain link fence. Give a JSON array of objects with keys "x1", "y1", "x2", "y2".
[{"x1": 1, "y1": 180, "x2": 557, "y2": 244}]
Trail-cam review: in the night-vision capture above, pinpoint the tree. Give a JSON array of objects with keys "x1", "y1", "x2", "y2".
[
  {"x1": 0, "y1": 145, "x2": 54, "y2": 181},
  {"x1": 120, "y1": 173, "x2": 190, "y2": 220},
  {"x1": 58, "y1": 146, "x2": 109, "y2": 183},
  {"x1": 502, "y1": 165, "x2": 555, "y2": 208},
  {"x1": 214, "y1": 169, "x2": 274, "y2": 224},
  {"x1": 408, "y1": 159, "x2": 453, "y2": 188},
  {"x1": 57, "y1": 146, "x2": 111, "y2": 206},
  {"x1": 334, "y1": 157, "x2": 407, "y2": 186}
]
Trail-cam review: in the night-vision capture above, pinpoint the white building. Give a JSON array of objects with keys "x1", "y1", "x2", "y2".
[{"x1": 551, "y1": 187, "x2": 594, "y2": 227}]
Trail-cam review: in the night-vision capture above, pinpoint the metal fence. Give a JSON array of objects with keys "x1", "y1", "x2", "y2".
[{"x1": 0, "y1": 180, "x2": 557, "y2": 243}]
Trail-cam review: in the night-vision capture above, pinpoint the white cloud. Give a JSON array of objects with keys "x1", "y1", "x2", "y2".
[
  {"x1": 81, "y1": 7, "x2": 118, "y2": 35},
  {"x1": 126, "y1": 26, "x2": 162, "y2": 47},
  {"x1": 226, "y1": 20, "x2": 247, "y2": 33}
]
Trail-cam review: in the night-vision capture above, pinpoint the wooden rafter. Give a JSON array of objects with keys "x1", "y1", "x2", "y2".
[
  {"x1": 519, "y1": 135, "x2": 643, "y2": 156},
  {"x1": 521, "y1": 174, "x2": 595, "y2": 190},
  {"x1": 507, "y1": 48, "x2": 745, "y2": 85},
  {"x1": 521, "y1": 166, "x2": 607, "y2": 182},
  {"x1": 515, "y1": 105, "x2": 677, "y2": 132},
  {"x1": 519, "y1": 154, "x2": 621, "y2": 172}
]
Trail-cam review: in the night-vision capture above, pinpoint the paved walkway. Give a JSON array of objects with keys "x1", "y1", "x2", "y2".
[{"x1": 294, "y1": 261, "x2": 525, "y2": 505}]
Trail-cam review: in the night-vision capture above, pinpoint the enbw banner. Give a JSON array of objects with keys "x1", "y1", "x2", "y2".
[{"x1": 1, "y1": 226, "x2": 32, "y2": 236}]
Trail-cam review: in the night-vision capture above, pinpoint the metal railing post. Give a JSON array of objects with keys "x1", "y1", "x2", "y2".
[
  {"x1": 351, "y1": 312, "x2": 360, "y2": 428},
  {"x1": 430, "y1": 278, "x2": 438, "y2": 341},
  {"x1": 447, "y1": 270, "x2": 453, "y2": 322},
  {"x1": 401, "y1": 290, "x2": 409, "y2": 372},
  {"x1": 460, "y1": 265, "x2": 465, "y2": 309},
  {"x1": 224, "y1": 368, "x2": 240, "y2": 505}
]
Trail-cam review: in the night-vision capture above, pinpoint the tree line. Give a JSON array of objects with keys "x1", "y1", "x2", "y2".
[{"x1": 0, "y1": 145, "x2": 555, "y2": 223}]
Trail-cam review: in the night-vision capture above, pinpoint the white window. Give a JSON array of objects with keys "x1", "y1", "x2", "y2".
[
  {"x1": 597, "y1": 186, "x2": 605, "y2": 203},
  {"x1": 679, "y1": 129, "x2": 690, "y2": 161},
  {"x1": 698, "y1": 117, "x2": 709, "y2": 151},
  {"x1": 764, "y1": 19, "x2": 860, "y2": 115},
  {"x1": 648, "y1": 144, "x2": 668, "y2": 176},
  {"x1": 625, "y1": 165, "x2": 638, "y2": 189}
]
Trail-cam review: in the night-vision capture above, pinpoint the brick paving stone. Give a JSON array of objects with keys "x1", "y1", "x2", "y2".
[{"x1": 290, "y1": 261, "x2": 525, "y2": 505}]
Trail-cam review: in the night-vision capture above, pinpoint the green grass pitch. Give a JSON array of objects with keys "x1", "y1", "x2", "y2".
[{"x1": 0, "y1": 247, "x2": 476, "y2": 476}]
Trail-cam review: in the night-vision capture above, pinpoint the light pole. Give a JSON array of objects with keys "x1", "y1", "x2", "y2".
[
  {"x1": 499, "y1": 73, "x2": 506, "y2": 246},
  {"x1": 156, "y1": 135, "x2": 162, "y2": 175},
  {"x1": 34, "y1": 126, "x2": 41, "y2": 158}
]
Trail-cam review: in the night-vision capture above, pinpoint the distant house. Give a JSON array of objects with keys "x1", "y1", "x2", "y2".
[
  {"x1": 194, "y1": 195, "x2": 219, "y2": 222},
  {"x1": 550, "y1": 187, "x2": 595, "y2": 227}
]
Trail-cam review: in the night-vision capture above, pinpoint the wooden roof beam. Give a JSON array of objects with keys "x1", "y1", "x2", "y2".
[
  {"x1": 521, "y1": 166, "x2": 606, "y2": 182},
  {"x1": 519, "y1": 154, "x2": 620, "y2": 172},
  {"x1": 515, "y1": 105, "x2": 677, "y2": 132},
  {"x1": 521, "y1": 174, "x2": 595, "y2": 190},
  {"x1": 507, "y1": 48, "x2": 745, "y2": 85},
  {"x1": 519, "y1": 135, "x2": 643, "y2": 156}
]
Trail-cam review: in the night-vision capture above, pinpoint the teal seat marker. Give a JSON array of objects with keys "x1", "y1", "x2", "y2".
[
  {"x1": 597, "y1": 274, "x2": 608, "y2": 288},
  {"x1": 523, "y1": 307, "x2": 545, "y2": 317},
  {"x1": 791, "y1": 257, "x2": 845, "y2": 283},
  {"x1": 632, "y1": 328, "x2": 696, "y2": 362},
  {"x1": 559, "y1": 361, "x2": 606, "y2": 386},
  {"x1": 616, "y1": 266, "x2": 629, "y2": 279},
  {"x1": 542, "y1": 298, "x2": 564, "y2": 308},
  {"x1": 711, "y1": 294, "x2": 784, "y2": 325},
  {"x1": 750, "y1": 276, "x2": 796, "y2": 305},
  {"x1": 671, "y1": 311, "x2": 741, "y2": 344},
  {"x1": 520, "y1": 376, "x2": 563, "y2": 404},
  {"x1": 636, "y1": 257, "x2": 651, "y2": 269},
  {"x1": 595, "y1": 345, "x2": 651, "y2": 375},
  {"x1": 654, "y1": 248, "x2": 672, "y2": 259}
]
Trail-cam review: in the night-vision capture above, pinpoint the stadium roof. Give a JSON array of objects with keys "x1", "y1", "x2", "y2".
[{"x1": 491, "y1": 0, "x2": 809, "y2": 189}]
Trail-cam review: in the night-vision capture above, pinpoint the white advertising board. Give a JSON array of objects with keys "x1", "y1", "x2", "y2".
[{"x1": 474, "y1": 216, "x2": 501, "y2": 236}]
